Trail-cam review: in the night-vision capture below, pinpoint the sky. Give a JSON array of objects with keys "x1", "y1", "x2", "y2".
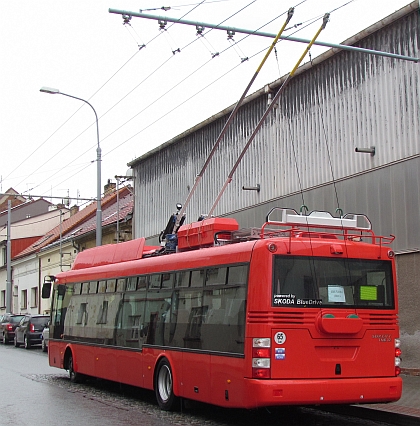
[{"x1": 0, "y1": 0, "x2": 412, "y2": 207}]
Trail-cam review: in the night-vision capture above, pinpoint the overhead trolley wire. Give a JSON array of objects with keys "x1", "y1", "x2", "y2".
[
  {"x1": 197, "y1": 0, "x2": 359, "y2": 217},
  {"x1": 207, "y1": 13, "x2": 330, "y2": 216},
  {"x1": 10, "y1": 0, "x2": 284, "y2": 195},
  {"x1": 173, "y1": 5, "x2": 296, "y2": 227},
  {"x1": 88, "y1": 1, "x2": 263, "y2": 151},
  {"x1": 12, "y1": 49, "x2": 141, "y2": 193},
  {"x1": 103, "y1": 2, "x2": 311, "y2": 160},
  {"x1": 11, "y1": 0, "x2": 350, "y2": 198},
  {"x1": 103, "y1": 0, "x2": 308, "y2": 150},
  {"x1": 103, "y1": 46, "x2": 264, "y2": 156}
]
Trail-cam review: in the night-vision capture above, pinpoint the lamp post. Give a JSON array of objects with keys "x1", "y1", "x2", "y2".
[
  {"x1": 40, "y1": 87, "x2": 102, "y2": 246},
  {"x1": 115, "y1": 174, "x2": 134, "y2": 243}
]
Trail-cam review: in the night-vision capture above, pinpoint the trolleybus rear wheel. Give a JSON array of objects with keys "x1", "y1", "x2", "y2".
[{"x1": 155, "y1": 358, "x2": 178, "y2": 411}]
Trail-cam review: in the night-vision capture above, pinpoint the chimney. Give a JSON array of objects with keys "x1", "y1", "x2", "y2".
[
  {"x1": 70, "y1": 205, "x2": 79, "y2": 216},
  {"x1": 104, "y1": 179, "x2": 116, "y2": 196}
]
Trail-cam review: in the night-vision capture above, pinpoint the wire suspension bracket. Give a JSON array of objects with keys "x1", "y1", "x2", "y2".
[{"x1": 108, "y1": 8, "x2": 419, "y2": 63}]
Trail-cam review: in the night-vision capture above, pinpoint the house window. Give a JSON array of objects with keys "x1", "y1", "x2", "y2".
[
  {"x1": 0, "y1": 290, "x2": 5, "y2": 308},
  {"x1": 21, "y1": 290, "x2": 28, "y2": 310},
  {"x1": 31, "y1": 287, "x2": 38, "y2": 308},
  {"x1": 1, "y1": 246, "x2": 6, "y2": 267}
]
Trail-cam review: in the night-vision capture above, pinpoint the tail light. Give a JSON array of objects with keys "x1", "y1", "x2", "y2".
[
  {"x1": 30, "y1": 324, "x2": 35, "y2": 333},
  {"x1": 394, "y1": 338, "x2": 402, "y2": 376},
  {"x1": 252, "y1": 338, "x2": 271, "y2": 379},
  {"x1": 6, "y1": 324, "x2": 13, "y2": 331}
]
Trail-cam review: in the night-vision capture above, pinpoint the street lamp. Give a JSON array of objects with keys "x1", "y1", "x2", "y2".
[{"x1": 40, "y1": 86, "x2": 102, "y2": 246}]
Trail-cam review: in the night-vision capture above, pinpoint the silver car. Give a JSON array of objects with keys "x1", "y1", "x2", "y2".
[{"x1": 41, "y1": 323, "x2": 50, "y2": 352}]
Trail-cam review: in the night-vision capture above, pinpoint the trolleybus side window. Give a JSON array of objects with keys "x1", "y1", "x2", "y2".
[
  {"x1": 106, "y1": 279, "x2": 116, "y2": 293},
  {"x1": 116, "y1": 278, "x2": 126, "y2": 292},
  {"x1": 53, "y1": 263, "x2": 248, "y2": 353},
  {"x1": 202, "y1": 281, "x2": 246, "y2": 353},
  {"x1": 137, "y1": 276, "x2": 148, "y2": 290},
  {"x1": 175, "y1": 270, "x2": 190, "y2": 287},
  {"x1": 51, "y1": 284, "x2": 72, "y2": 339},
  {"x1": 191, "y1": 270, "x2": 205, "y2": 287},
  {"x1": 126, "y1": 276, "x2": 138, "y2": 291},
  {"x1": 89, "y1": 281, "x2": 98, "y2": 294},
  {"x1": 181, "y1": 289, "x2": 204, "y2": 349},
  {"x1": 227, "y1": 264, "x2": 248, "y2": 285},
  {"x1": 115, "y1": 286, "x2": 146, "y2": 348},
  {"x1": 81, "y1": 282, "x2": 89, "y2": 294},
  {"x1": 144, "y1": 276, "x2": 173, "y2": 345},
  {"x1": 97, "y1": 301, "x2": 109, "y2": 324},
  {"x1": 76, "y1": 302, "x2": 88, "y2": 325},
  {"x1": 205, "y1": 267, "x2": 227, "y2": 286},
  {"x1": 162, "y1": 273, "x2": 175, "y2": 289},
  {"x1": 98, "y1": 280, "x2": 106, "y2": 293},
  {"x1": 149, "y1": 274, "x2": 162, "y2": 289}
]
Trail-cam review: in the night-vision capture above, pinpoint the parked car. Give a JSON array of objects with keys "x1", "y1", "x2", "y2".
[
  {"x1": 41, "y1": 322, "x2": 50, "y2": 352},
  {"x1": 0, "y1": 313, "x2": 25, "y2": 344},
  {"x1": 14, "y1": 314, "x2": 49, "y2": 349}
]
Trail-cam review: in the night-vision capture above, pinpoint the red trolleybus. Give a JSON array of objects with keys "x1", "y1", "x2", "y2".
[{"x1": 42, "y1": 207, "x2": 402, "y2": 410}]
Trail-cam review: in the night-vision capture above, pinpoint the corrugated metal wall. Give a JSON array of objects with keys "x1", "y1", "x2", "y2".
[{"x1": 132, "y1": 7, "x2": 419, "y2": 253}]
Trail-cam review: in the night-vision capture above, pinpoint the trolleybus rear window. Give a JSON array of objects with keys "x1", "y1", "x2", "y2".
[{"x1": 272, "y1": 256, "x2": 394, "y2": 308}]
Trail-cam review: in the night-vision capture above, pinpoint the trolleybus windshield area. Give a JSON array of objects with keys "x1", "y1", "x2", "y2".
[{"x1": 273, "y1": 256, "x2": 394, "y2": 309}]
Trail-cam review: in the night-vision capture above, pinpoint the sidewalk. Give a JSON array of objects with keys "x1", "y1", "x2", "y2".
[
  {"x1": 364, "y1": 371, "x2": 420, "y2": 421},
  {"x1": 319, "y1": 371, "x2": 420, "y2": 425}
]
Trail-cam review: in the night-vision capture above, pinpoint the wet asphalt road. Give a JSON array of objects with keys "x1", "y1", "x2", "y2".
[{"x1": 0, "y1": 343, "x2": 401, "y2": 426}]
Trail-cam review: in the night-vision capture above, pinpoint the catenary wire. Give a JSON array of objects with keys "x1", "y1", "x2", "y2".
[
  {"x1": 9, "y1": 1, "x2": 209, "y2": 194},
  {"x1": 13, "y1": 0, "x2": 355, "y2": 198},
  {"x1": 9, "y1": 1, "x2": 296, "y2": 193},
  {"x1": 27, "y1": 1, "x2": 263, "y2": 194}
]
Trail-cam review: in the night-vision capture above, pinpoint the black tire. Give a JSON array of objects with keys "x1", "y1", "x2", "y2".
[
  {"x1": 154, "y1": 358, "x2": 179, "y2": 411},
  {"x1": 14, "y1": 335, "x2": 20, "y2": 348},
  {"x1": 24, "y1": 336, "x2": 31, "y2": 350},
  {"x1": 68, "y1": 353, "x2": 85, "y2": 383}
]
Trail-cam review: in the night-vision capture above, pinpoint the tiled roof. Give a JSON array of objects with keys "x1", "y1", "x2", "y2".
[
  {"x1": 64, "y1": 191, "x2": 133, "y2": 239},
  {"x1": 14, "y1": 187, "x2": 133, "y2": 259}
]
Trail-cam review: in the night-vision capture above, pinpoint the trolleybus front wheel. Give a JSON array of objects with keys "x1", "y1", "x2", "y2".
[
  {"x1": 155, "y1": 358, "x2": 179, "y2": 411},
  {"x1": 68, "y1": 352, "x2": 86, "y2": 384}
]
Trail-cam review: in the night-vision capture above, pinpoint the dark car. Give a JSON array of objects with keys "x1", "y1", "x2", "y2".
[
  {"x1": 0, "y1": 313, "x2": 25, "y2": 344},
  {"x1": 14, "y1": 314, "x2": 49, "y2": 349}
]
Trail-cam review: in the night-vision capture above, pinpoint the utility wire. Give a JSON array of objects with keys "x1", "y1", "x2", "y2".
[
  {"x1": 29, "y1": 0, "x2": 260, "y2": 193},
  {"x1": 10, "y1": 2, "x2": 208, "y2": 194},
  {"x1": 10, "y1": 51, "x2": 141, "y2": 191},
  {"x1": 11, "y1": 0, "x2": 354, "y2": 198},
  {"x1": 103, "y1": 2, "x2": 323, "y2": 157}
]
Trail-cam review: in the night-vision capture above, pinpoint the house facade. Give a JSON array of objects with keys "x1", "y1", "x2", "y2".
[{"x1": 0, "y1": 185, "x2": 133, "y2": 316}]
